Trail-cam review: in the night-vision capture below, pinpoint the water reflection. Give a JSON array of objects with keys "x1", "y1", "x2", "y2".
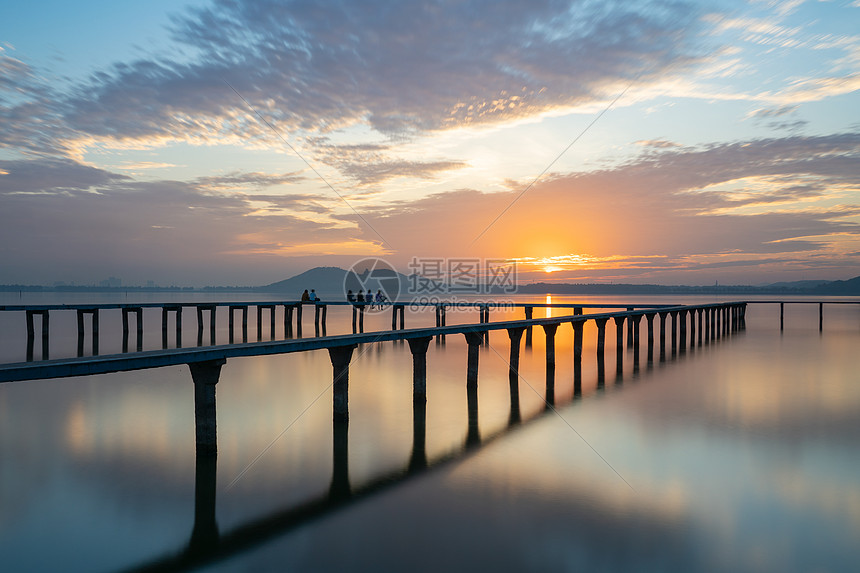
[
  {"x1": 121, "y1": 314, "x2": 729, "y2": 572},
  {"x1": 3, "y1": 297, "x2": 860, "y2": 573}
]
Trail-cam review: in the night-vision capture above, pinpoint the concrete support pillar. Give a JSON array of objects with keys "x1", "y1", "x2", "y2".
[
  {"x1": 391, "y1": 304, "x2": 406, "y2": 330},
  {"x1": 595, "y1": 317, "x2": 608, "y2": 358},
  {"x1": 295, "y1": 304, "x2": 303, "y2": 338},
  {"x1": 507, "y1": 327, "x2": 525, "y2": 384},
  {"x1": 594, "y1": 317, "x2": 607, "y2": 389},
  {"x1": 314, "y1": 304, "x2": 322, "y2": 337},
  {"x1": 407, "y1": 337, "x2": 432, "y2": 399},
  {"x1": 189, "y1": 359, "x2": 225, "y2": 457},
  {"x1": 631, "y1": 314, "x2": 643, "y2": 369},
  {"x1": 711, "y1": 307, "x2": 717, "y2": 340},
  {"x1": 195, "y1": 305, "x2": 216, "y2": 346},
  {"x1": 819, "y1": 302, "x2": 823, "y2": 332},
  {"x1": 703, "y1": 307, "x2": 710, "y2": 344},
  {"x1": 283, "y1": 305, "x2": 293, "y2": 338},
  {"x1": 229, "y1": 305, "x2": 249, "y2": 343},
  {"x1": 314, "y1": 304, "x2": 327, "y2": 337},
  {"x1": 658, "y1": 312, "x2": 668, "y2": 361},
  {"x1": 465, "y1": 331, "x2": 483, "y2": 389},
  {"x1": 679, "y1": 310, "x2": 687, "y2": 351},
  {"x1": 780, "y1": 302, "x2": 785, "y2": 331},
  {"x1": 76, "y1": 308, "x2": 100, "y2": 356},
  {"x1": 542, "y1": 324, "x2": 559, "y2": 371},
  {"x1": 122, "y1": 307, "x2": 143, "y2": 352},
  {"x1": 435, "y1": 305, "x2": 447, "y2": 344},
  {"x1": 255, "y1": 305, "x2": 276, "y2": 340},
  {"x1": 543, "y1": 324, "x2": 558, "y2": 405},
  {"x1": 479, "y1": 305, "x2": 491, "y2": 344},
  {"x1": 646, "y1": 313, "x2": 656, "y2": 363},
  {"x1": 697, "y1": 308, "x2": 704, "y2": 345},
  {"x1": 524, "y1": 307, "x2": 533, "y2": 347},
  {"x1": 716, "y1": 307, "x2": 722, "y2": 338},
  {"x1": 507, "y1": 327, "x2": 525, "y2": 425},
  {"x1": 614, "y1": 315, "x2": 625, "y2": 374},
  {"x1": 464, "y1": 332, "x2": 483, "y2": 447},
  {"x1": 614, "y1": 315, "x2": 625, "y2": 352},
  {"x1": 626, "y1": 307, "x2": 634, "y2": 348},
  {"x1": 25, "y1": 310, "x2": 49, "y2": 361},
  {"x1": 689, "y1": 309, "x2": 696, "y2": 348},
  {"x1": 161, "y1": 306, "x2": 182, "y2": 348},
  {"x1": 572, "y1": 319, "x2": 585, "y2": 363},
  {"x1": 328, "y1": 345, "x2": 356, "y2": 423},
  {"x1": 670, "y1": 311, "x2": 678, "y2": 355}
]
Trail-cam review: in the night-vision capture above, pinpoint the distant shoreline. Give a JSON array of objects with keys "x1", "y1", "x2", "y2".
[{"x1": 3, "y1": 279, "x2": 858, "y2": 297}]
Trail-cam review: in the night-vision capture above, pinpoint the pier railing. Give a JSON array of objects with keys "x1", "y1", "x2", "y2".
[{"x1": 2, "y1": 299, "x2": 679, "y2": 361}]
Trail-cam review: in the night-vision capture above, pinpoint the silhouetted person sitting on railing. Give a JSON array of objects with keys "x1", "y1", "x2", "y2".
[
  {"x1": 301, "y1": 289, "x2": 310, "y2": 302},
  {"x1": 375, "y1": 290, "x2": 386, "y2": 308},
  {"x1": 356, "y1": 291, "x2": 365, "y2": 303},
  {"x1": 347, "y1": 290, "x2": 355, "y2": 302},
  {"x1": 309, "y1": 289, "x2": 320, "y2": 302}
]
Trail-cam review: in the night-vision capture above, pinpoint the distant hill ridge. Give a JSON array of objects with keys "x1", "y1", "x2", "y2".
[{"x1": 2, "y1": 268, "x2": 858, "y2": 295}]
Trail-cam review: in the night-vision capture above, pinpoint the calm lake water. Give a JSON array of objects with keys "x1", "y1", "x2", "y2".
[{"x1": 1, "y1": 293, "x2": 859, "y2": 572}]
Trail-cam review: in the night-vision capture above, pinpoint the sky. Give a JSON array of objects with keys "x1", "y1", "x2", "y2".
[{"x1": 1, "y1": 0, "x2": 859, "y2": 287}]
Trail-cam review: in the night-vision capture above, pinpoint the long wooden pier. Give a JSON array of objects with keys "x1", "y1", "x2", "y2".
[{"x1": 1, "y1": 301, "x2": 748, "y2": 453}]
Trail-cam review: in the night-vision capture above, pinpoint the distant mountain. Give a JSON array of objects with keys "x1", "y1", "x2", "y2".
[
  {"x1": 257, "y1": 265, "x2": 422, "y2": 300},
  {"x1": 259, "y1": 266, "x2": 349, "y2": 296},
  {"x1": 809, "y1": 275, "x2": 860, "y2": 295},
  {"x1": 761, "y1": 279, "x2": 831, "y2": 289}
]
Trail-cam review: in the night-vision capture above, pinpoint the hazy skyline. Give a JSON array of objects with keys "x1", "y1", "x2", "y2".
[{"x1": 2, "y1": 0, "x2": 859, "y2": 286}]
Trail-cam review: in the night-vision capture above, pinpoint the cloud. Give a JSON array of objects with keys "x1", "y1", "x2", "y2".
[
  {"x1": 635, "y1": 139, "x2": 682, "y2": 149},
  {"x1": 3, "y1": 0, "x2": 705, "y2": 159},
  {"x1": 747, "y1": 105, "x2": 798, "y2": 119},
  {"x1": 2, "y1": 131, "x2": 858, "y2": 285},
  {"x1": 0, "y1": 159, "x2": 380, "y2": 284},
  {"x1": 304, "y1": 136, "x2": 470, "y2": 185},
  {"x1": 194, "y1": 170, "x2": 307, "y2": 189},
  {"x1": 117, "y1": 162, "x2": 179, "y2": 170},
  {"x1": 0, "y1": 158, "x2": 129, "y2": 194},
  {"x1": 345, "y1": 132, "x2": 860, "y2": 280}
]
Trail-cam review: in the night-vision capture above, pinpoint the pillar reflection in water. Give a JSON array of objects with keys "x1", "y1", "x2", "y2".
[
  {"x1": 507, "y1": 328, "x2": 525, "y2": 425},
  {"x1": 543, "y1": 324, "x2": 558, "y2": 407},
  {"x1": 329, "y1": 419, "x2": 351, "y2": 499},
  {"x1": 189, "y1": 453, "x2": 219, "y2": 555},
  {"x1": 464, "y1": 332, "x2": 483, "y2": 448}
]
